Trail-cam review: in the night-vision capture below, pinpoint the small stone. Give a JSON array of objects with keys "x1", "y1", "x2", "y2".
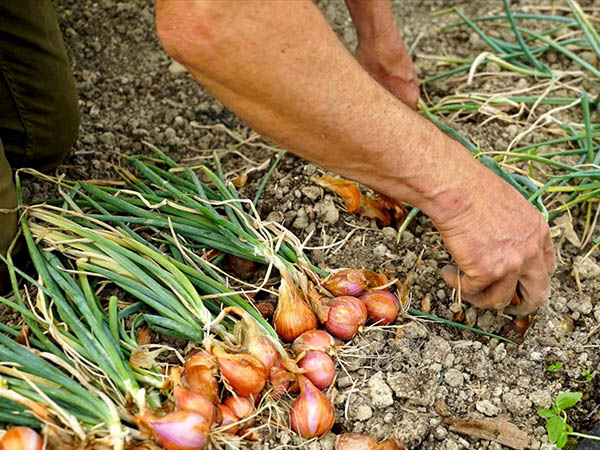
[
  {"x1": 301, "y1": 186, "x2": 321, "y2": 201},
  {"x1": 506, "y1": 124, "x2": 519, "y2": 138},
  {"x1": 164, "y1": 127, "x2": 177, "y2": 144},
  {"x1": 475, "y1": 399, "x2": 500, "y2": 417},
  {"x1": 367, "y1": 372, "x2": 394, "y2": 408},
  {"x1": 354, "y1": 404, "x2": 373, "y2": 421},
  {"x1": 319, "y1": 433, "x2": 336, "y2": 450},
  {"x1": 444, "y1": 368, "x2": 464, "y2": 388},
  {"x1": 314, "y1": 199, "x2": 339, "y2": 224},
  {"x1": 292, "y1": 208, "x2": 309, "y2": 229},
  {"x1": 567, "y1": 297, "x2": 594, "y2": 315},
  {"x1": 173, "y1": 116, "x2": 185, "y2": 128},
  {"x1": 400, "y1": 230, "x2": 415, "y2": 244},
  {"x1": 381, "y1": 227, "x2": 397, "y2": 240},
  {"x1": 99, "y1": 131, "x2": 116, "y2": 147},
  {"x1": 168, "y1": 60, "x2": 187, "y2": 75},
  {"x1": 336, "y1": 376, "x2": 353, "y2": 389},
  {"x1": 469, "y1": 32, "x2": 486, "y2": 50},
  {"x1": 502, "y1": 392, "x2": 532, "y2": 416},
  {"x1": 580, "y1": 51, "x2": 598, "y2": 66},
  {"x1": 529, "y1": 390, "x2": 552, "y2": 409},
  {"x1": 402, "y1": 322, "x2": 428, "y2": 340},
  {"x1": 573, "y1": 256, "x2": 600, "y2": 280},
  {"x1": 434, "y1": 426, "x2": 448, "y2": 440},
  {"x1": 373, "y1": 244, "x2": 388, "y2": 257},
  {"x1": 493, "y1": 343, "x2": 507, "y2": 362}
]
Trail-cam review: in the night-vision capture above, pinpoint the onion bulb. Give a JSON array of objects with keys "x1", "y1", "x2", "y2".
[
  {"x1": 298, "y1": 351, "x2": 335, "y2": 390},
  {"x1": 0, "y1": 427, "x2": 42, "y2": 450},
  {"x1": 223, "y1": 396, "x2": 255, "y2": 429},
  {"x1": 225, "y1": 306, "x2": 279, "y2": 371},
  {"x1": 212, "y1": 344, "x2": 267, "y2": 397},
  {"x1": 273, "y1": 273, "x2": 317, "y2": 342},
  {"x1": 323, "y1": 269, "x2": 367, "y2": 297},
  {"x1": 269, "y1": 360, "x2": 295, "y2": 399},
  {"x1": 171, "y1": 367, "x2": 217, "y2": 423},
  {"x1": 324, "y1": 296, "x2": 367, "y2": 340},
  {"x1": 148, "y1": 410, "x2": 210, "y2": 450},
  {"x1": 290, "y1": 375, "x2": 335, "y2": 438},
  {"x1": 359, "y1": 291, "x2": 399, "y2": 325},
  {"x1": 292, "y1": 329, "x2": 336, "y2": 354},
  {"x1": 217, "y1": 404, "x2": 239, "y2": 434},
  {"x1": 183, "y1": 351, "x2": 219, "y2": 404}
]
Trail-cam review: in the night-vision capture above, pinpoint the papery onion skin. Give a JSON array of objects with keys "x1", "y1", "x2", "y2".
[
  {"x1": 217, "y1": 404, "x2": 239, "y2": 434},
  {"x1": 274, "y1": 277, "x2": 318, "y2": 342},
  {"x1": 292, "y1": 329, "x2": 336, "y2": 354},
  {"x1": 149, "y1": 411, "x2": 210, "y2": 450},
  {"x1": 174, "y1": 388, "x2": 217, "y2": 423},
  {"x1": 0, "y1": 427, "x2": 43, "y2": 450},
  {"x1": 298, "y1": 351, "x2": 335, "y2": 390},
  {"x1": 323, "y1": 269, "x2": 367, "y2": 297},
  {"x1": 325, "y1": 296, "x2": 367, "y2": 340},
  {"x1": 214, "y1": 349, "x2": 267, "y2": 397},
  {"x1": 269, "y1": 361, "x2": 295, "y2": 399},
  {"x1": 359, "y1": 291, "x2": 399, "y2": 325},
  {"x1": 290, "y1": 375, "x2": 335, "y2": 438}
]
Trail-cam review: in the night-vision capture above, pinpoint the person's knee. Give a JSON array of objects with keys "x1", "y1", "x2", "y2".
[{"x1": 29, "y1": 73, "x2": 80, "y2": 172}]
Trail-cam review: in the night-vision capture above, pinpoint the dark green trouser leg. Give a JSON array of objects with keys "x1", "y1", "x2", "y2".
[{"x1": 0, "y1": 0, "x2": 80, "y2": 291}]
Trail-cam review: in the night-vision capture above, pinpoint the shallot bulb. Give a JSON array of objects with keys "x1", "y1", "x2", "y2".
[
  {"x1": 225, "y1": 306, "x2": 279, "y2": 371},
  {"x1": 212, "y1": 344, "x2": 267, "y2": 397},
  {"x1": 269, "y1": 360, "x2": 295, "y2": 399},
  {"x1": 359, "y1": 291, "x2": 399, "y2": 325},
  {"x1": 290, "y1": 375, "x2": 335, "y2": 438},
  {"x1": 149, "y1": 410, "x2": 210, "y2": 450},
  {"x1": 0, "y1": 427, "x2": 42, "y2": 450},
  {"x1": 217, "y1": 404, "x2": 239, "y2": 434},
  {"x1": 183, "y1": 351, "x2": 219, "y2": 403},
  {"x1": 323, "y1": 269, "x2": 367, "y2": 297},
  {"x1": 324, "y1": 296, "x2": 367, "y2": 340},
  {"x1": 224, "y1": 396, "x2": 255, "y2": 426},
  {"x1": 273, "y1": 274, "x2": 317, "y2": 342},
  {"x1": 171, "y1": 368, "x2": 217, "y2": 423},
  {"x1": 298, "y1": 350, "x2": 335, "y2": 390},
  {"x1": 292, "y1": 329, "x2": 336, "y2": 354}
]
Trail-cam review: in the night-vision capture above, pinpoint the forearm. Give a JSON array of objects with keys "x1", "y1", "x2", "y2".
[
  {"x1": 155, "y1": 0, "x2": 482, "y2": 225},
  {"x1": 344, "y1": 0, "x2": 398, "y2": 43}
]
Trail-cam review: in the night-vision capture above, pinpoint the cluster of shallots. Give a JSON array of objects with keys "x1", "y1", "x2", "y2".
[
  {"x1": 268, "y1": 269, "x2": 401, "y2": 440},
  {"x1": 274, "y1": 268, "x2": 400, "y2": 344}
]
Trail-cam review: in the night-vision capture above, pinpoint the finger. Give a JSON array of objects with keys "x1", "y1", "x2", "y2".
[
  {"x1": 543, "y1": 231, "x2": 556, "y2": 276},
  {"x1": 505, "y1": 265, "x2": 551, "y2": 316},
  {"x1": 440, "y1": 264, "x2": 517, "y2": 309}
]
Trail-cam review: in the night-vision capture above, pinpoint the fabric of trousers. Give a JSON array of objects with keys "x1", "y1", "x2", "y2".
[{"x1": 0, "y1": 0, "x2": 79, "y2": 290}]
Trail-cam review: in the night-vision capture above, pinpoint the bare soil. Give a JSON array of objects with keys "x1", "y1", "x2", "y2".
[{"x1": 7, "y1": 0, "x2": 599, "y2": 449}]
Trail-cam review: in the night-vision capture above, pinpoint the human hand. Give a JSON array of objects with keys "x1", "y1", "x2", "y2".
[
  {"x1": 432, "y1": 166, "x2": 555, "y2": 316},
  {"x1": 354, "y1": 38, "x2": 420, "y2": 109}
]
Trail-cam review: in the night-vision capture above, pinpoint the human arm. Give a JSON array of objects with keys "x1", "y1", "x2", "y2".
[
  {"x1": 154, "y1": 0, "x2": 554, "y2": 315},
  {"x1": 344, "y1": 0, "x2": 419, "y2": 108}
]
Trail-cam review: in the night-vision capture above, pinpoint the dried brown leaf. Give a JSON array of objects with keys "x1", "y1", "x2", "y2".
[{"x1": 444, "y1": 418, "x2": 528, "y2": 449}]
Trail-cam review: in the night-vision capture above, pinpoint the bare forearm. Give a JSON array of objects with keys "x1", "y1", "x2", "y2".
[{"x1": 156, "y1": 0, "x2": 478, "y2": 224}]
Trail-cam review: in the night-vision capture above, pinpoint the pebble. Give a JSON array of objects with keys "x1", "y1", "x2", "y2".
[
  {"x1": 573, "y1": 256, "x2": 600, "y2": 280},
  {"x1": 502, "y1": 392, "x2": 532, "y2": 416},
  {"x1": 444, "y1": 368, "x2": 464, "y2": 388},
  {"x1": 354, "y1": 404, "x2": 373, "y2": 421},
  {"x1": 367, "y1": 372, "x2": 394, "y2": 408},
  {"x1": 433, "y1": 426, "x2": 448, "y2": 440},
  {"x1": 99, "y1": 131, "x2": 116, "y2": 146},
  {"x1": 164, "y1": 127, "x2": 177, "y2": 144},
  {"x1": 301, "y1": 186, "x2": 321, "y2": 201},
  {"x1": 381, "y1": 226, "x2": 397, "y2": 240},
  {"x1": 567, "y1": 297, "x2": 594, "y2": 315},
  {"x1": 314, "y1": 198, "x2": 339, "y2": 224},
  {"x1": 476, "y1": 399, "x2": 500, "y2": 416},
  {"x1": 493, "y1": 343, "x2": 507, "y2": 362}
]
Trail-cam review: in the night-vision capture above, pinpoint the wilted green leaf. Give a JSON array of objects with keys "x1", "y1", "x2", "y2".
[
  {"x1": 537, "y1": 408, "x2": 555, "y2": 419},
  {"x1": 547, "y1": 416, "x2": 566, "y2": 444},
  {"x1": 555, "y1": 392, "x2": 582, "y2": 410}
]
